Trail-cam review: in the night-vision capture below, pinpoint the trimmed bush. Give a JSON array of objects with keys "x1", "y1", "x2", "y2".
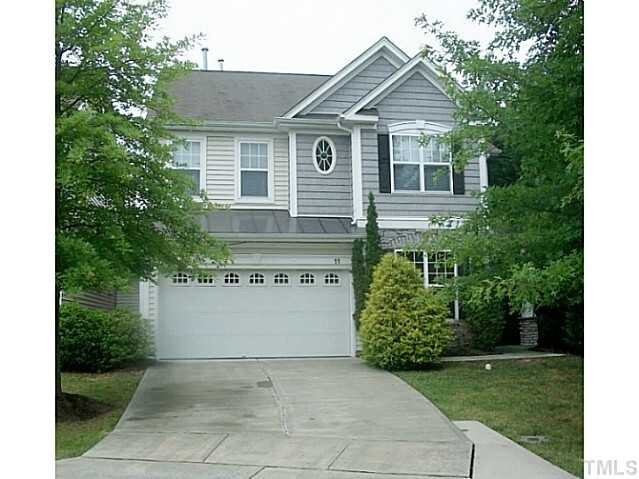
[
  {"x1": 463, "y1": 298, "x2": 506, "y2": 351},
  {"x1": 60, "y1": 303, "x2": 153, "y2": 372},
  {"x1": 360, "y1": 254, "x2": 453, "y2": 369}
]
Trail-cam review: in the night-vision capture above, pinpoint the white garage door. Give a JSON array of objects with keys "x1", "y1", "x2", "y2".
[{"x1": 157, "y1": 269, "x2": 352, "y2": 359}]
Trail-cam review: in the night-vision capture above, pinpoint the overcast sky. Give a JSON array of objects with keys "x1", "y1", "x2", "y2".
[{"x1": 160, "y1": 0, "x2": 496, "y2": 74}]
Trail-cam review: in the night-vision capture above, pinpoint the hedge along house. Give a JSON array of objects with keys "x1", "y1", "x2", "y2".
[{"x1": 129, "y1": 37, "x2": 490, "y2": 359}]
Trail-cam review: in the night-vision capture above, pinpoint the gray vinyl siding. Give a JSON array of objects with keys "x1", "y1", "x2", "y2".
[
  {"x1": 309, "y1": 56, "x2": 398, "y2": 115},
  {"x1": 63, "y1": 290, "x2": 116, "y2": 311},
  {"x1": 361, "y1": 129, "x2": 481, "y2": 217},
  {"x1": 297, "y1": 134, "x2": 352, "y2": 216},
  {"x1": 373, "y1": 72, "x2": 457, "y2": 129}
]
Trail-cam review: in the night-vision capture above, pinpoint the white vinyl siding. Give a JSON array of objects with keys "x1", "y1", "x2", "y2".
[{"x1": 203, "y1": 132, "x2": 289, "y2": 207}]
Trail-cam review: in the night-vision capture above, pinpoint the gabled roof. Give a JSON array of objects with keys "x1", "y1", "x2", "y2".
[
  {"x1": 342, "y1": 54, "x2": 452, "y2": 120},
  {"x1": 165, "y1": 70, "x2": 330, "y2": 122},
  {"x1": 282, "y1": 37, "x2": 410, "y2": 119}
]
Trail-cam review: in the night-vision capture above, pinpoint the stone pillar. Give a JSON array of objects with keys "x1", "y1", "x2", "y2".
[{"x1": 519, "y1": 302, "x2": 538, "y2": 347}]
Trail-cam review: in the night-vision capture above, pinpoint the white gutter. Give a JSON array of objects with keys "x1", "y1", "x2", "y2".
[{"x1": 337, "y1": 117, "x2": 364, "y2": 224}]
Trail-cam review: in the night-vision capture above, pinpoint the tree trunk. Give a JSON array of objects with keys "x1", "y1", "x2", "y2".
[{"x1": 55, "y1": 284, "x2": 62, "y2": 398}]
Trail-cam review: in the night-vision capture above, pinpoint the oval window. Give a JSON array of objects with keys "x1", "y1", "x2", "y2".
[{"x1": 313, "y1": 137, "x2": 336, "y2": 175}]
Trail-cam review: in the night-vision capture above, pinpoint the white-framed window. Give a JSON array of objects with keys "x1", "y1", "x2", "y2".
[
  {"x1": 273, "y1": 273, "x2": 289, "y2": 285},
  {"x1": 299, "y1": 273, "x2": 316, "y2": 285},
  {"x1": 249, "y1": 273, "x2": 265, "y2": 285},
  {"x1": 324, "y1": 273, "x2": 340, "y2": 285},
  {"x1": 395, "y1": 249, "x2": 459, "y2": 320},
  {"x1": 391, "y1": 135, "x2": 452, "y2": 193},
  {"x1": 223, "y1": 272, "x2": 240, "y2": 286},
  {"x1": 170, "y1": 137, "x2": 206, "y2": 195},
  {"x1": 237, "y1": 140, "x2": 273, "y2": 200},
  {"x1": 171, "y1": 272, "x2": 191, "y2": 285},
  {"x1": 195, "y1": 273, "x2": 215, "y2": 286},
  {"x1": 388, "y1": 121, "x2": 453, "y2": 194},
  {"x1": 312, "y1": 136, "x2": 337, "y2": 175},
  {"x1": 426, "y1": 251, "x2": 456, "y2": 287}
]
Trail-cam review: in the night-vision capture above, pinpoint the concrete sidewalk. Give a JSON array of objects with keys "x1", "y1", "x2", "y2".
[{"x1": 58, "y1": 359, "x2": 473, "y2": 478}]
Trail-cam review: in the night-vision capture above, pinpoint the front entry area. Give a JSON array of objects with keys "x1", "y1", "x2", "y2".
[{"x1": 157, "y1": 269, "x2": 352, "y2": 359}]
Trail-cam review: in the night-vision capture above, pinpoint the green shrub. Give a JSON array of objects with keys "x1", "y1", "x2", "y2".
[
  {"x1": 60, "y1": 303, "x2": 153, "y2": 372},
  {"x1": 463, "y1": 298, "x2": 506, "y2": 351},
  {"x1": 360, "y1": 254, "x2": 453, "y2": 369}
]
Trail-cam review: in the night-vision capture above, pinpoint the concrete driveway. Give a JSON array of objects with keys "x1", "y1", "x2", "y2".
[{"x1": 57, "y1": 359, "x2": 473, "y2": 478}]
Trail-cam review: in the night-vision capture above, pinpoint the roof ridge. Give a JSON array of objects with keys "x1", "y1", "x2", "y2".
[{"x1": 192, "y1": 69, "x2": 330, "y2": 77}]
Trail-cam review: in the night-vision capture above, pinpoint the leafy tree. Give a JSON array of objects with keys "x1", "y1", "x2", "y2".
[
  {"x1": 351, "y1": 238, "x2": 366, "y2": 327},
  {"x1": 364, "y1": 192, "x2": 383, "y2": 291},
  {"x1": 55, "y1": 0, "x2": 229, "y2": 399},
  {"x1": 415, "y1": 0, "x2": 583, "y2": 337}
]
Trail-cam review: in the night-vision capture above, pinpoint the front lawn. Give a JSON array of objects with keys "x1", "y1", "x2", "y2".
[
  {"x1": 396, "y1": 356, "x2": 583, "y2": 477},
  {"x1": 56, "y1": 368, "x2": 145, "y2": 459}
]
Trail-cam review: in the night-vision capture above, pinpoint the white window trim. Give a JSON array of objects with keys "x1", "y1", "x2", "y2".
[
  {"x1": 170, "y1": 135, "x2": 207, "y2": 197},
  {"x1": 312, "y1": 136, "x2": 337, "y2": 175},
  {"x1": 388, "y1": 121, "x2": 454, "y2": 195},
  {"x1": 235, "y1": 138, "x2": 275, "y2": 203},
  {"x1": 299, "y1": 273, "x2": 316, "y2": 286},
  {"x1": 223, "y1": 272, "x2": 241, "y2": 287},
  {"x1": 248, "y1": 272, "x2": 266, "y2": 286},
  {"x1": 273, "y1": 273, "x2": 290, "y2": 286},
  {"x1": 394, "y1": 249, "x2": 459, "y2": 321}
]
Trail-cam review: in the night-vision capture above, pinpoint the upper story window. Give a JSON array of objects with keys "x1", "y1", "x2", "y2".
[
  {"x1": 313, "y1": 137, "x2": 337, "y2": 174},
  {"x1": 391, "y1": 135, "x2": 451, "y2": 193},
  {"x1": 171, "y1": 139, "x2": 204, "y2": 194},
  {"x1": 239, "y1": 141, "x2": 270, "y2": 198}
]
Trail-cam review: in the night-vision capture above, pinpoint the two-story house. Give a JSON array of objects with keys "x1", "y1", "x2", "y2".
[{"x1": 139, "y1": 37, "x2": 488, "y2": 360}]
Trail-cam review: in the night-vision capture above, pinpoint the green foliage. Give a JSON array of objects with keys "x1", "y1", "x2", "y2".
[
  {"x1": 364, "y1": 191, "x2": 383, "y2": 283},
  {"x1": 59, "y1": 303, "x2": 153, "y2": 372},
  {"x1": 360, "y1": 254, "x2": 453, "y2": 369},
  {"x1": 463, "y1": 297, "x2": 507, "y2": 351},
  {"x1": 351, "y1": 238, "x2": 366, "y2": 328},
  {"x1": 416, "y1": 0, "x2": 583, "y2": 336},
  {"x1": 55, "y1": 0, "x2": 230, "y2": 293},
  {"x1": 352, "y1": 193, "x2": 384, "y2": 329}
]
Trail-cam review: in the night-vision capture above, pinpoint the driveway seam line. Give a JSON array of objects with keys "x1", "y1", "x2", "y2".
[
  {"x1": 247, "y1": 466, "x2": 266, "y2": 478},
  {"x1": 202, "y1": 433, "x2": 230, "y2": 463},
  {"x1": 255, "y1": 359, "x2": 290, "y2": 436},
  {"x1": 326, "y1": 440, "x2": 352, "y2": 470}
]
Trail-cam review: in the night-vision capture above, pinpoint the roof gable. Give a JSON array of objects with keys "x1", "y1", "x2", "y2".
[
  {"x1": 343, "y1": 54, "x2": 453, "y2": 120},
  {"x1": 304, "y1": 55, "x2": 398, "y2": 115},
  {"x1": 282, "y1": 37, "x2": 409, "y2": 119}
]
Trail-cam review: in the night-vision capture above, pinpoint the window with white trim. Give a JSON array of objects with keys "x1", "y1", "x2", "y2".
[
  {"x1": 249, "y1": 273, "x2": 265, "y2": 285},
  {"x1": 239, "y1": 142, "x2": 269, "y2": 197},
  {"x1": 273, "y1": 273, "x2": 289, "y2": 285},
  {"x1": 195, "y1": 273, "x2": 215, "y2": 286},
  {"x1": 171, "y1": 272, "x2": 191, "y2": 285},
  {"x1": 224, "y1": 272, "x2": 240, "y2": 286},
  {"x1": 395, "y1": 249, "x2": 459, "y2": 319},
  {"x1": 312, "y1": 137, "x2": 336, "y2": 174},
  {"x1": 171, "y1": 140, "x2": 203, "y2": 194},
  {"x1": 426, "y1": 251, "x2": 456, "y2": 287},
  {"x1": 324, "y1": 273, "x2": 340, "y2": 285},
  {"x1": 391, "y1": 135, "x2": 451, "y2": 193},
  {"x1": 299, "y1": 273, "x2": 315, "y2": 285}
]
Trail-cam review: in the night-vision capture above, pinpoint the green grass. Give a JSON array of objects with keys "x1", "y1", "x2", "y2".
[
  {"x1": 56, "y1": 369, "x2": 145, "y2": 459},
  {"x1": 396, "y1": 356, "x2": 583, "y2": 477}
]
